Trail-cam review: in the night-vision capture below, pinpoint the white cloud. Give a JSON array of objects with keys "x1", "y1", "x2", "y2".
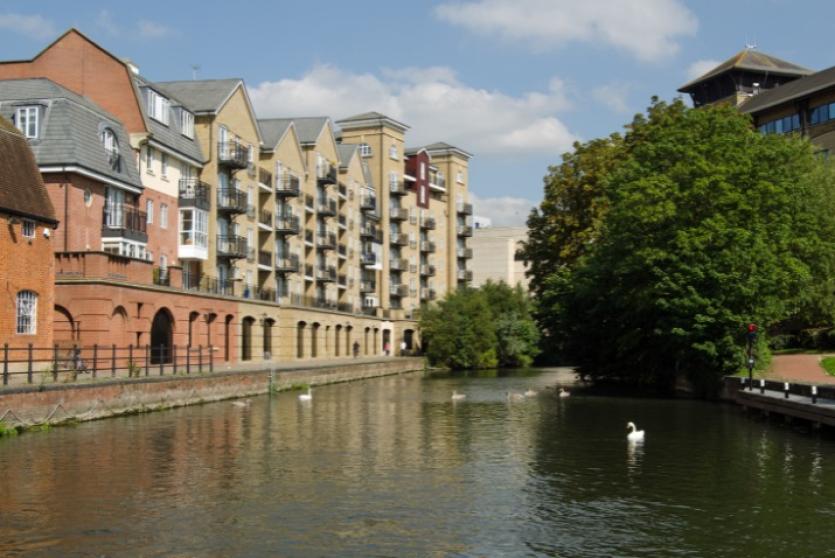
[
  {"x1": 470, "y1": 192, "x2": 535, "y2": 227},
  {"x1": 137, "y1": 20, "x2": 171, "y2": 38},
  {"x1": 248, "y1": 64, "x2": 578, "y2": 156},
  {"x1": 95, "y1": 10, "x2": 120, "y2": 36},
  {"x1": 0, "y1": 13, "x2": 57, "y2": 40},
  {"x1": 686, "y1": 59, "x2": 721, "y2": 80},
  {"x1": 592, "y1": 83, "x2": 631, "y2": 114},
  {"x1": 435, "y1": 0, "x2": 698, "y2": 62}
]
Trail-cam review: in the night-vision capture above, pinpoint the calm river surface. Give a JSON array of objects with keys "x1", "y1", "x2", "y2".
[{"x1": 1, "y1": 368, "x2": 835, "y2": 557}]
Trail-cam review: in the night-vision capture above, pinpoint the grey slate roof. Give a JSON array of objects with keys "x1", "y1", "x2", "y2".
[
  {"x1": 258, "y1": 118, "x2": 293, "y2": 149},
  {"x1": 336, "y1": 143, "x2": 357, "y2": 168},
  {"x1": 423, "y1": 141, "x2": 473, "y2": 159},
  {"x1": 289, "y1": 117, "x2": 330, "y2": 145},
  {"x1": 134, "y1": 75, "x2": 205, "y2": 164},
  {"x1": 678, "y1": 49, "x2": 813, "y2": 93},
  {"x1": 338, "y1": 111, "x2": 388, "y2": 122},
  {"x1": 740, "y1": 65, "x2": 835, "y2": 115},
  {"x1": 0, "y1": 115, "x2": 57, "y2": 224},
  {"x1": 0, "y1": 78, "x2": 142, "y2": 191},
  {"x1": 155, "y1": 78, "x2": 242, "y2": 114},
  {"x1": 336, "y1": 111, "x2": 410, "y2": 131}
]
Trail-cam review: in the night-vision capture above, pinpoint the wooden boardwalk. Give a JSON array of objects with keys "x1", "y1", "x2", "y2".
[{"x1": 727, "y1": 377, "x2": 835, "y2": 427}]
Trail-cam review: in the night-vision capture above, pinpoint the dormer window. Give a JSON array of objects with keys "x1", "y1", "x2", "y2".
[
  {"x1": 15, "y1": 106, "x2": 38, "y2": 139},
  {"x1": 147, "y1": 89, "x2": 170, "y2": 125},
  {"x1": 181, "y1": 110, "x2": 194, "y2": 138},
  {"x1": 101, "y1": 128, "x2": 121, "y2": 171}
]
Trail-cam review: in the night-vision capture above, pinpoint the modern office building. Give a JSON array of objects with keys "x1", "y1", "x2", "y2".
[
  {"x1": 0, "y1": 29, "x2": 472, "y2": 361},
  {"x1": 469, "y1": 226, "x2": 529, "y2": 290}
]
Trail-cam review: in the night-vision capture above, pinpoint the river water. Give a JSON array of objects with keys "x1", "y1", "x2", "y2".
[{"x1": 1, "y1": 368, "x2": 834, "y2": 557}]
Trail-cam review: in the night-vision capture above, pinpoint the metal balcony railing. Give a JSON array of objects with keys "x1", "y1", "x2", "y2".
[
  {"x1": 456, "y1": 202, "x2": 473, "y2": 215},
  {"x1": 390, "y1": 207, "x2": 408, "y2": 221},
  {"x1": 420, "y1": 264, "x2": 436, "y2": 277},
  {"x1": 102, "y1": 204, "x2": 147, "y2": 241},
  {"x1": 420, "y1": 216, "x2": 436, "y2": 230},
  {"x1": 457, "y1": 269, "x2": 473, "y2": 282},
  {"x1": 317, "y1": 162, "x2": 337, "y2": 185},
  {"x1": 390, "y1": 233, "x2": 408, "y2": 246},
  {"x1": 217, "y1": 139, "x2": 248, "y2": 168},
  {"x1": 420, "y1": 240, "x2": 436, "y2": 253},
  {"x1": 216, "y1": 235, "x2": 247, "y2": 258},
  {"x1": 316, "y1": 266, "x2": 337, "y2": 282},
  {"x1": 274, "y1": 215, "x2": 300, "y2": 234},
  {"x1": 258, "y1": 250, "x2": 272, "y2": 267},
  {"x1": 360, "y1": 194, "x2": 377, "y2": 211},
  {"x1": 259, "y1": 167, "x2": 273, "y2": 187},
  {"x1": 360, "y1": 280, "x2": 376, "y2": 293},
  {"x1": 361, "y1": 252, "x2": 376, "y2": 266},
  {"x1": 389, "y1": 284, "x2": 409, "y2": 297},
  {"x1": 457, "y1": 225, "x2": 473, "y2": 237},
  {"x1": 178, "y1": 178, "x2": 210, "y2": 210},
  {"x1": 258, "y1": 209, "x2": 273, "y2": 227},
  {"x1": 389, "y1": 258, "x2": 408, "y2": 271},
  {"x1": 316, "y1": 231, "x2": 336, "y2": 250},
  {"x1": 275, "y1": 254, "x2": 299, "y2": 273},
  {"x1": 457, "y1": 247, "x2": 473, "y2": 259},
  {"x1": 217, "y1": 188, "x2": 248, "y2": 214},
  {"x1": 389, "y1": 180, "x2": 407, "y2": 196},
  {"x1": 276, "y1": 174, "x2": 301, "y2": 196},
  {"x1": 317, "y1": 198, "x2": 337, "y2": 216},
  {"x1": 420, "y1": 287, "x2": 437, "y2": 301}
]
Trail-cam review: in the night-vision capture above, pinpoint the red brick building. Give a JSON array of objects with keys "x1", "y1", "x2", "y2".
[{"x1": 0, "y1": 116, "x2": 58, "y2": 350}]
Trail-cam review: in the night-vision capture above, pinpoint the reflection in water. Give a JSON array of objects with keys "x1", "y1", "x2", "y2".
[{"x1": 1, "y1": 367, "x2": 835, "y2": 557}]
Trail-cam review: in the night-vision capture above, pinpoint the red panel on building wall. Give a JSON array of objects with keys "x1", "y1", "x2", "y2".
[{"x1": 406, "y1": 150, "x2": 430, "y2": 209}]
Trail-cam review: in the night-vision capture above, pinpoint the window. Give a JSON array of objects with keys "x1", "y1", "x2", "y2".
[
  {"x1": 181, "y1": 110, "x2": 194, "y2": 138},
  {"x1": 359, "y1": 143, "x2": 372, "y2": 157},
  {"x1": 101, "y1": 128, "x2": 119, "y2": 167},
  {"x1": 147, "y1": 89, "x2": 170, "y2": 125},
  {"x1": 457, "y1": 171, "x2": 464, "y2": 183},
  {"x1": 160, "y1": 203, "x2": 169, "y2": 229},
  {"x1": 161, "y1": 153, "x2": 168, "y2": 177},
  {"x1": 247, "y1": 145, "x2": 254, "y2": 164},
  {"x1": 22, "y1": 219, "x2": 35, "y2": 238},
  {"x1": 389, "y1": 144, "x2": 398, "y2": 160},
  {"x1": 16, "y1": 291, "x2": 37, "y2": 335},
  {"x1": 15, "y1": 106, "x2": 38, "y2": 138},
  {"x1": 145, "y1": 146, "x2": 154, "y2": 173},
  {"x1": 389, "y1": 171, "x2": 398, "y2": 188},
  {"x1": 146, "y1": 200, "x2": 154, "y2": 224},
  {"x1": 420, "y1": 162, "x2": 426, "y2": 180}
]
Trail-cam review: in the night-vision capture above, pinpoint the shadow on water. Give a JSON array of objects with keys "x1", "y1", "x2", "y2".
[{"x1": 1, "y1": 367, "x2": 834, "y2": 557}]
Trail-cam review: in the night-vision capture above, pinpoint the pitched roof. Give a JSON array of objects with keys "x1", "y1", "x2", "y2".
[
  {"x1": 289, "y1": 117, "x2": 330, "y2": 145},
  {"x1": 678, "y1": 49, "x2": 813, "y2": 92},
  {"x1": 740, "y1": 64, "x2": 835, "y2": 114},
  {"x1": 423, "y1": 141, "x2": 473, "y2": 160},
  {"x1": 336, "y1": 111, "x2": 410, "y2": 132},
  {"x1": 258, "y1": 118, "x2": 294, "y2": 148},
  {"x1": 133, "y1": 74, "x2": 205, "y2": 164},
  {"x1": 0, "y1": 115, "x2": 57, "y2": 224},
  {"x1": 155, "y1": 78, "x2": 242, "y2": 114},
  {"x1": 336, "y1": 143, "x2": 357, "y2": 168},
  {"x1": 0, "y1": 78, "x2": 143, "y2": 192}
]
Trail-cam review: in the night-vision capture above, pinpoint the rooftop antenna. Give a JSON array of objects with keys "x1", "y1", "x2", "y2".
[{"x1": 191, "y1": 64, "x2": 201, "y2": 80}]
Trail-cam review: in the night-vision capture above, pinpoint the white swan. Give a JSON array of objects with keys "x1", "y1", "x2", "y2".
[
  {"x1": 559, "y1": 388, "x2": 570, "y2": 398},
  {"x1": 524, "y1": 388, "x2": 537, "y2": 397},
  {"x1": 506, "y1": 391, "x2": 525, "y2": 402},
  {"x1": 298, "y1": 387, "x2": 312, "y2": 402},
  {"x1": 451, "y1": 390, "x2": 466, "y2": 401},
  {"x1": 231, "y1": 399, "x2": 250, "y2": 408},
  {"x1": 627, "y1": 421, "x2": 645, "y2": 442}
]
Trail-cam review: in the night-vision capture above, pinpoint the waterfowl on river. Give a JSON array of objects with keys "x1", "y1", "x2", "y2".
[
  {"x1": 559, "y1": 388, "x2": 570, "y2": 398},
  {"x1": 298, "y1": 387, "x2": 313, "y2": 402},
  {"x1": 451, "y1": 390, "x2": 466, "y2": 401},
  {"x1": 524, "y1": 388, "x2": 537, "y2": 397},
  {"x1": 231, "y1": 400, "x2": 250, "y2": 408},
  {"x1": 627, "y1": 421, "x2": 645, "y2": 442},
  {"x1": 507, "y1": 391, "x2": 526, "y2": 402}
]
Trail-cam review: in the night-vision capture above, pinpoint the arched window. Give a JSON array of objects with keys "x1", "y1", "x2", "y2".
[
  {"x1": 101, "y1": 128, "x2": 120, "y2": 170},
  {"x1": 16, "y1": 291, "x2": 37, "y2": 334}
]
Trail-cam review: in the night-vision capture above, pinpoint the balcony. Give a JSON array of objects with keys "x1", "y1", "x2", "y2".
[
  {"x1": 316, "y1": 266, "x2": 337, "y2": 282},
  {"x1": 316, "y1": 230, "x2": 337, "y2": 250},
  {"x1": 420, "y1": 287, "x2": 437, "y2": 301},
  {"x1": 276, "y1": 174, "x2": 301, "y2": 197},
  {"x1": 389, "y1": 257, "x2": 408, "y2": 271},
  {"x1": 102, "y1": 204, "x2": 148, "y2": 243},
  {"x1": 457, "y1": 202, "x2": 473, "y2": 215},
  {"x1": 314, "y1": 297, "x2": 338, "y2": 310},
  {"x1": 275, "y1": 214, "x2": 300, "y2": 234},
  {"x1": 317, "y1": 197, "x2": 337, "y2": 217},
  {"x1": 360, "y1": 193, "x2": 377, "y2": 212},
  {"x1": 258, "y1": 209, "x2": 273, "y2": 228},
  {"x1": 317, "y1": 162, "x2": 337, "y2": 185},
  {"x1": 457, "y1": 247, "x2": 473, "y2": 259},
  {"x1": 360, "y1": 223, "x2": 378, "y2": 239},
  {"x1": 275, "y1": 253, "x2": 300, "y2": 273},
  {"x1": 178, "y1": 178, "x2": 210, "y2": 210},
  {"x1": 457, "y1": 269, "x2": 473, "y2": 282},
  {"x1": 216, "y1": 235, "x2": 247, "y2": 259},
  {"x1": 420, "y1": 216, "x2": 436, "y2": 230},
  {"x1": 389, "y1": 180, "x2": 407, "y2": 196},
  {"x1": 457, "y1": 225, "x2": 473, "y2": 237},
  {"x1": 389, "y1": 284, "x2": 409, "y2": 297},
  {"x1": 420, "y1": 264, "x2": 436, "y2": 277},
  {"x1": 258, "y1": 250, "x2": 272, "y2": 268},
  {"x1": 217, "y1": 139, "x2": 248, "y2": 169},
  {"x1": 361, "y1": 252, "x2": 377, "y2": 267},
  {"x1": 360, "y1": 280, "x2": 376, "y2": 293},
  {"x1": 217, "y1": 188, "x2": 248, "y2": 214},
  {"x1": 420, "y1": 240, "x2": 436, "y2": 253},
  {"x1": 390, "y1": 207, "x2": 409, "y2": 221},
  {"x1": 390, "y1": 232, "x2": 408, "y2": 246}
]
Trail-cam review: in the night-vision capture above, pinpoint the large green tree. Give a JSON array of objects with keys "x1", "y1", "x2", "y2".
[{"x1": 527, "y1": 98, "x2": 835, "y2": 391}]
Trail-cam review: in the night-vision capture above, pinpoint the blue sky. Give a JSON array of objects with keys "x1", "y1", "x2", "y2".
[{"x1": 2, "y1": 0, "x2": 835, "y2": 225}]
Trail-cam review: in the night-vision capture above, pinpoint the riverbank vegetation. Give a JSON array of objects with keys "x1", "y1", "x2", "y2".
[
  {"x1": 522, "y1": 98, "x2": 835, "y2": 393},
  {"x1": 420, "y1": 281, "x2": 540, "y2": 370}
]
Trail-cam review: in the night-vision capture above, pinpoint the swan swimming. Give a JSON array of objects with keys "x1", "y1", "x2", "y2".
[
  {"x1": 559, "y1": 388, "x2": 570, "y2": 398},
  {"x1": 524, "y1": 388, "x2": 537, "y2": 397},
  {"x1": 298, "y1": 387, "x2": 313, "y2": 402},
  {"x1": 626, "y1": 421, "x2": 645, "y2": 442},
  {"x1": 451, "y1": 390, "x2": 466, "y2": 401},
  {"x1": 506, "y1": 391, "x2": 526, "y2": 402},
  {"x1": 231, "y1": 400, "x2": 250, "y2": 408}
]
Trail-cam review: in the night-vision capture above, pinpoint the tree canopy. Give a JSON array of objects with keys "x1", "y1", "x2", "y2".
[{"x1": 522, "y1": 98, "x2": 835, "y2": 391}]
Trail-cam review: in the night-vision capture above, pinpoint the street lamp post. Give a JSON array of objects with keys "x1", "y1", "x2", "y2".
[{"x1": 746, "y1": 323, "x2": 758, "y2": 391}]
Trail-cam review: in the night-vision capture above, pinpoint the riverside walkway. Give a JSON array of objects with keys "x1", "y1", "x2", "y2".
[{"x1": 728, "y1": 377, "x2": 835, "y2": 427}]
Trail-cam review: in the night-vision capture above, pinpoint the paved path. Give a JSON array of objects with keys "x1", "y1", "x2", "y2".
[{"x1": 767, "y1": 354, "x2": 835, "y2": 384}]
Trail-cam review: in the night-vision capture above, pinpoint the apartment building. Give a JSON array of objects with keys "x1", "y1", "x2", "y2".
[
  {"x1": 0, "y1": 28, "x2": 474, "y2": 361},
  {"x1": 469, "y1": 226, "x2": 529, "y2": 289},
  {"x1": 0, "y1": 115, "x2": 58, "y2": 350}
]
